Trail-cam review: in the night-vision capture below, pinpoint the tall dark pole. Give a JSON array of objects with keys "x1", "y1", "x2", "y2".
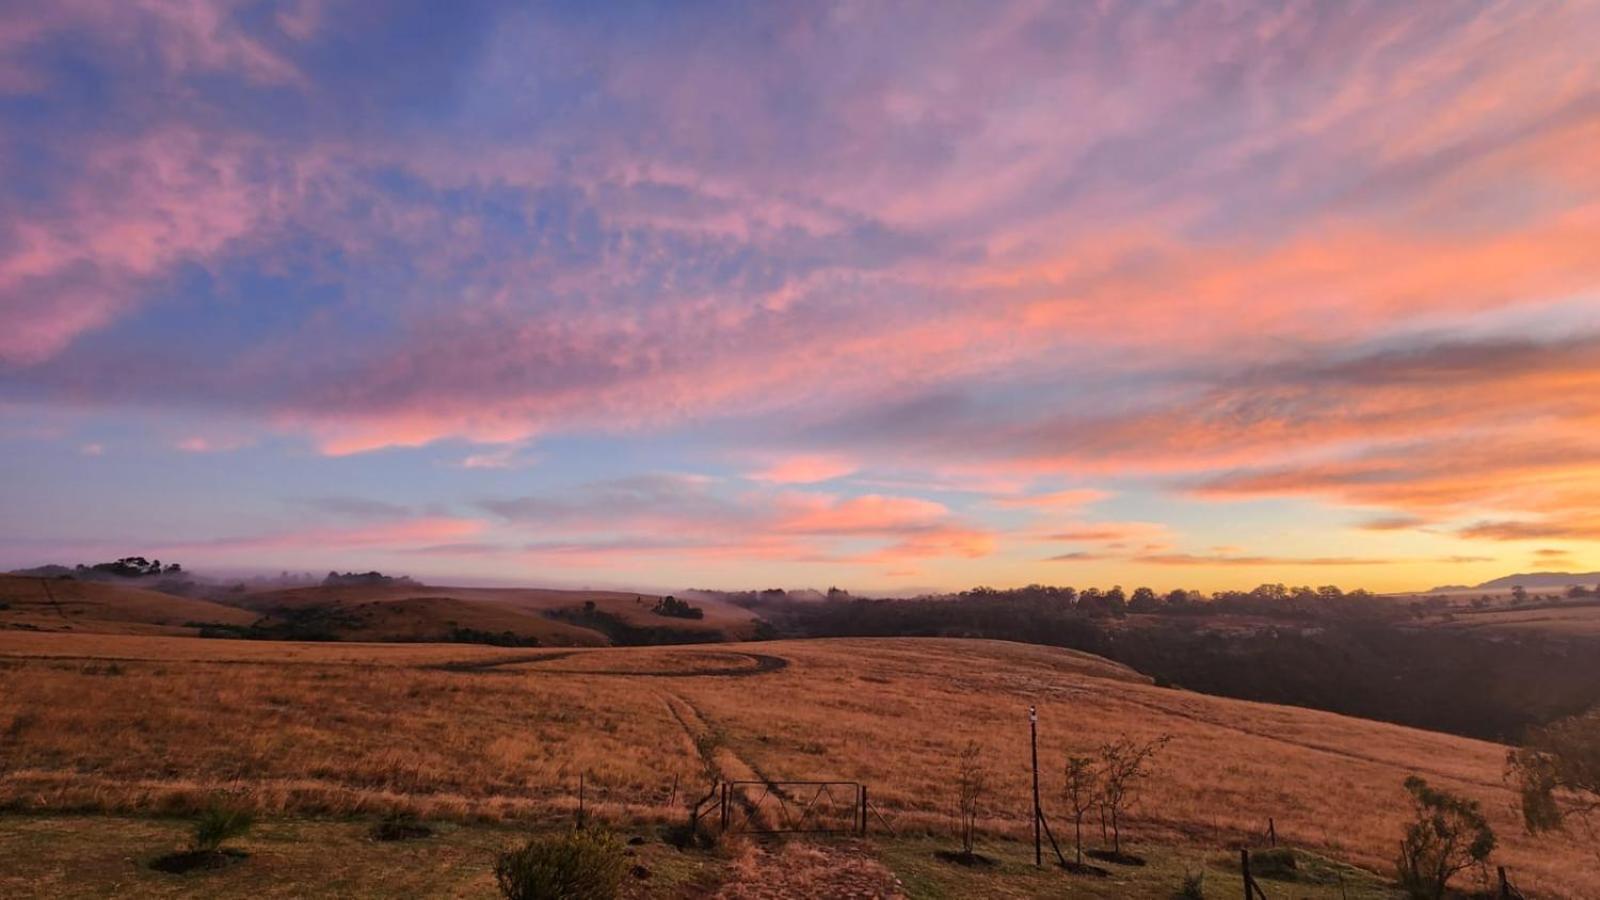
[{"x1": 1030, "y1": 705, "x2": 1041, "y2": 867}]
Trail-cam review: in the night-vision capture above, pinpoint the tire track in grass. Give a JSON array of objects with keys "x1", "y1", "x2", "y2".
[
  {"x1": 661, "y1": 691, "x2": 779, "y2": 829},
  {"x1": 435, "y1": 651, "x2": 789, "y2": 678}
]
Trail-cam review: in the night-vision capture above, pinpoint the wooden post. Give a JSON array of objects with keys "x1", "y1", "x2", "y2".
[
  {"x1": 720, "y1": 783, "x2": 729, "y2": 832},
  {"x1": 577, "y1": 772, "x2": 585, "y2": 828},
  {"x1": 1029, "y1": 705, "x2": 1041, "y2": 867},
  {"x1": 1267, "y1": 817, "x2": 1276, "y2": 847},
  {"x1": 1499, "y1": 866, "x2": 1511, "y2": 899},
  {"x1": 859, "y1": 784, "x2": 868, "y2": 835},
  {"x1": 1241, "y1": 849, "x2": 1252, "y2": 900}
]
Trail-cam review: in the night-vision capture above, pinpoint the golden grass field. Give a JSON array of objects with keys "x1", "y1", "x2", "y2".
[
  {"x1": 1423, "y1": 602, "x2": 1600, "y2": 638},
  {"x1": 1, "y1": 631, "x2": 1595, "y2": 897}
]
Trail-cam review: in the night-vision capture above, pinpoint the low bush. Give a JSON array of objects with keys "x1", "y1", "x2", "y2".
[
  {"x1": 193, "y1": 804, "x2": 253, "y2": 853},
  {"x1": 1250, "y1": 847, "x2": 1298, "y2": 880},
  {"x1": 495, "y1": 828, "x2": 627, "y2": 900}
]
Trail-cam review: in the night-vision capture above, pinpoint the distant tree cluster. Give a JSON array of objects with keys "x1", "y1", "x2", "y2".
[
  {"x1": 76, "y1": 557, "x2": 183, "y2": 578},
  {"x1": 651, "y1": 595, "x2": 704, "y2": 620},
  {"x1": 744, "y1": 583, "x2": 1600, "y2": 741},
  {"x1": 1491, "y1": 583, "x2": 1599, "y2": 607},
  {"x1": 322, "y1": 571, "x2": 419, "y2": 588},
  {"x1": 953, "y1": 582, "x2": 1382, "y2": 620}
]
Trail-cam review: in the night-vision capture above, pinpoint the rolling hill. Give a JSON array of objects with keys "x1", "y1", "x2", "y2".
[
  {"x1": 1427, "y1": 570, "x2": 1600, "y2": 592},
  {"x1": 0, "y1": 575, "x2": 256, "y2": 635},
  {"x1": 216, "y1": 582, "x2": 763, "y2": 646}
]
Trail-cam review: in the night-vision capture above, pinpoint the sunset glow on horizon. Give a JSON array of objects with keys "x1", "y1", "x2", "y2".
[{"x1": 2, "y1": 1, "x2": 1598, "y2": 593}]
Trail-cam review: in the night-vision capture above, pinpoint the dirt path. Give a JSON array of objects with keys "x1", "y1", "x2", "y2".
[
  {"x1": 652, "y1": 694, "x2": 901, "y2": 900},
  {"x1": 437, "y1": 650, "x2": 789, "y2": 678},
  {"x1": 710, "y1": 840, "x2": 905, "y2": 900},
  {"x1": 661, "y1": 691, "x2": 766, "y2": 785},
  {"x1": 431, "y1": 650, "x2": 583, "y2": 671}
]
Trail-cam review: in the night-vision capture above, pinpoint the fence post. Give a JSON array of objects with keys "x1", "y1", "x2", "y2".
[
  {"x1": 1267, "y1": 817, "x2": 1276, "y2": 847},
  {"x1": 859, "y1": 784, "x2": 868, "y2": 835},
  {"x1": 1241, "y1": 849, "x2": 1252, "y2": 900},
  {"x1": 577, "y1": 772, "x2": 586, "y2": 828},
  {"x1": 720, "y1": 783, "x2": 729, "y2": 832},
  {"x1": 1030, "y1": 706, "x2": 1041, "y2": 867},
  {"x1": 1499, "y1": 866, "x2": 1511, "y2": 899}
]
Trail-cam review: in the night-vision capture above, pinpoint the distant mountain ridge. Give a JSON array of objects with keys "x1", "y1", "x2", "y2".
[{"x1": 1433, "y1": 571, "x2": 1600, "y2": 591}]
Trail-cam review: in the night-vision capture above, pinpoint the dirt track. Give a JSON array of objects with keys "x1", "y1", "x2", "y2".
[{"x1": 436, "y1": 650, "x2": 790, "y2": 678}]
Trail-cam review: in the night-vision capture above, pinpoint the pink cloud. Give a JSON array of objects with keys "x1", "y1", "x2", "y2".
[
  {"x1": 178, "y1": 517, "x2": 486, "y2": 552},
  {"x1": 772, "y1": 493, "x2": 950, "y2": 536},
  {"x1": 4, "y1": 1, "x2": 1599, "y2": 587},
  {"x1": 486, "y1": 480, "x2": 996, "y2": 569},
  {"x1": 1, "y1": 128, "x2": 284, "y2": 366},
  {"x1": 990, "y1": 488, "x2": 1110, "y2": 510},
  {"x1": 747, "y1": 455, "x2": 858, "y2": 484}
]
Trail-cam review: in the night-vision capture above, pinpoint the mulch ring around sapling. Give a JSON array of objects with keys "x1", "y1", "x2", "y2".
[
  {"x1": 933, "y1": 849, "x2": 999, "y2": 867},
  {"x1": 1087, "y1": 848, "x2": 1147, "y2": 866},
  {"x1": 369, "y1": 815, "x2": 434, "y2": 842},
  {"x1": 149, "y1": 848, "x2": 249, "y2": 874}
]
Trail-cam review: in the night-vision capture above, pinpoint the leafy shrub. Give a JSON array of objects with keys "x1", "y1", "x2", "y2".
[
  {"x1": 1507, "y1": 709, "x2": 1600, "y2": 834},
  {"x1": 192, "y1": 804, "x2": 253, "y2": 853},
  {"x1": 495, "y1": 828, "x2": 627, "y2": 900},
  {"x1": 1395, "y1": 776, "x2": 1494, "y2": 899},
  {"x1": 1250, "y1": 847, "x2": 1298, "y2": 880}
]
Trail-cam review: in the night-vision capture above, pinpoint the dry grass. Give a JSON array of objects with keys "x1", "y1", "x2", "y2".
[
  {"x1": 0, "y1": 575, "x2": 255, "y2": 635},
  {"x1": 1424, "y1": 602, "x2": 1600, "y2": 637},
  {"x1": 0, "y1": 633, "x2": 1593, "y2": 897}
]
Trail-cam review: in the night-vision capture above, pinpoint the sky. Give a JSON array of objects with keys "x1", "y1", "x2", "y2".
[{"x1": 1, "y1": 1, "x2": 1598, "y2": 594}]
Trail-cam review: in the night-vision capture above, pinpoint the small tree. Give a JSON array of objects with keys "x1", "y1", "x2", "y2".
[
  {"x1": 955, "y1": 740, "x2": 987, "y2": 855},
  {"x1": 1062, "y1": 755, "x2": 1100, "y2": 866},
  {"x1": 1507, "y1": 709, "x2": 1600, "y2": 838},
  {"x1": 1097, "y1": 734, "x2": 1170, "y2": 857},
  {"x1": 1395, "y1": 776, "x2": 1495, "y2": 899}
]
